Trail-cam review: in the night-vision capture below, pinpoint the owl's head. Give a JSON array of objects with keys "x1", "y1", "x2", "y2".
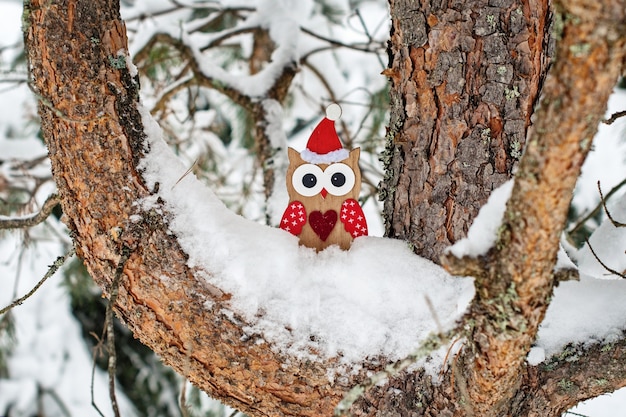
[
  {"x1": 286, "y1": 147, "x2": 361, "y2": 203},
  {"x1": 285, "y1": 104, "x2": 361, "y2": 204}
]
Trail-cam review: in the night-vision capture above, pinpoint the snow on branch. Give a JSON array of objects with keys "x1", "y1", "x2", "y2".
[
  {"x1": 129, "y1": 4, "x2": 299, "y2": 103},
  {"x1": 137, "y1": 104, "x2": 475, "y2": 370},
  {"x1": 442, "y1": 163, "x2": 626, "y2": 366}
]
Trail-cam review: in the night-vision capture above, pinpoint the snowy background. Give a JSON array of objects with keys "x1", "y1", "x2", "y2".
[{"x1": 1, "y1": 0, "x2": 626, "y2": 416}]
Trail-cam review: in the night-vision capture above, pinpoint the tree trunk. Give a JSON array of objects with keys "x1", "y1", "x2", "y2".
[
  {"x1": 379, "y1": 0, "x2": 626, "y2": 416},
  {"x1": 24, "y1": 1, "x2": 344, "y2": 416},
  {"x1": 23, "y1": 0, "x2": 626, "y2": 416},
  {"x1": 381, "y1": 0, "x2": 551, "y2": 263}
]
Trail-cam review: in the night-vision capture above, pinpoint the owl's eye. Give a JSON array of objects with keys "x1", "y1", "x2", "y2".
[
  {"x1": 292, "y1": 164, "x2": 324, "y2": 197},
  {"x1": 324, "y1": 163, "x2": 355, "y2": 196},
  {"x1": 302, "y1": 173, "x2": 317, "y2": 188}
]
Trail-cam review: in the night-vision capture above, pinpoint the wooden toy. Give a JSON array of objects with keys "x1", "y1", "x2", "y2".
[{"x1": 279, "y1": 104, "x2": 368, "y2": 251}]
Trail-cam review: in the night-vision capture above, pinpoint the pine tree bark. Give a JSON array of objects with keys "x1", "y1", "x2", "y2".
[
  {"x1": 24, "y1": 1, "x2": 342, "y2": 416},
  {"x1": 23, "y1": 0, "x2": 626, "y2": 416},
  {"x1": 381, "y1": 0, "x2": 552, "y2": 263},
  {"x1": 379, "y1": 0, "x2": 626, "y2": 416}
]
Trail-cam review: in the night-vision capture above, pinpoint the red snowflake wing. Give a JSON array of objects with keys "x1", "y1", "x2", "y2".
[
  {"x1": 279, "y1": 201, "x2": 307, "y2": 236},
  {"x1": 339, "y1": 199, "x2": 368, "y2": 238}
]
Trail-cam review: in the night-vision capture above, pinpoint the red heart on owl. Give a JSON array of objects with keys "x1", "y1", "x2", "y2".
[{"x1": 309, "y1": 210, "x2": 338, "y2": 241}]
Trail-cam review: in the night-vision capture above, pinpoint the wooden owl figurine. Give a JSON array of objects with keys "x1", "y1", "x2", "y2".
[{"x1": 279, "y1": 104, "x2": 368, "y2": 251}]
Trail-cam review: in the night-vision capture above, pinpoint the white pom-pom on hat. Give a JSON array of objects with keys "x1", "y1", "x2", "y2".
[{"x1": 325, "y1": 103, "x2": 342, "y2": 121}]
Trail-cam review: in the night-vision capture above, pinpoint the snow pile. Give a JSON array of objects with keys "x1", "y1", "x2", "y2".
[
  {"x1": 531, "y1": 274, "x2": 626, "y2": 364},
  {"x1": 446, "y1": 180, "x2": 513, "y2": 258},
  {"x1": 138, "y1": 105, "x2": 475, "y2": 366},
  {"x1": 139, "y1": 94, "x2": 626, "y2": 369}
]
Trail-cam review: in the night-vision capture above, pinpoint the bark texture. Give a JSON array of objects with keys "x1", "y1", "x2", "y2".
[
  {"x1": 381, "y1": 0, "x2": 551, "y2": 262},
  {"x1": 379, "y1": 0, "x2": 626, "y2": 415},
  {"x1": 24, "y1": 1, "x2": 346, "y2": 416},
  {"x1": 23, "y1": 0, "x2": 626, "y2": 416}
]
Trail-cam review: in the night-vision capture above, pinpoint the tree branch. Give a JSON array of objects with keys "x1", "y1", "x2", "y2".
[
  {"x1": 452, "y1": 0, "x2": 626, "y2": 414},
  {"x1": 0, "y1": 248, "x2": 75, "y2": 316},
  {"x1": 568, "y1": 178, "x2": 626, "y2": 240},
  {"x1": 23, "y1": 3, "x2": 356, "y2": 416},
  {"x1": 584, "y1": 238, "x2": 626, "y2": 278},
  {"x1": 603, "y1": 109, "x2": 626, "y2": 125},
  {"x1": 133, "y1": 32, "x2": 252, "y2": 108},
  {"x1": 0, "y1": 193, "x2": 60, "y2": 230},
  {"x1": 519, "y1": 334, "x2": 626, "y2": 415},
  {"x1": 598, "y1": 181, "x2": 626, "y2": 227}
]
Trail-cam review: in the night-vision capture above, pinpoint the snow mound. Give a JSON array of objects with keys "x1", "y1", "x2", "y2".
[{"x1": 138, "y1": 105, "x2": 475, "y2": 366}]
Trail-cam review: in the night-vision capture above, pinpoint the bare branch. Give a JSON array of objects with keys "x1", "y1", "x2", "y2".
[
  {"x1": 90, "y1": 330, "x2": 107, "y2": 417},
  {"x1": 598, "y1": 181, "x2": 626, "y2": 227},
  {"x1": 603, "y1": 109, "x2": 626, "y2": 125},
  {"x1": 584, "y1": 238, "x2": 626, "y2": 279},
  {"x1": 38, "y1": 385, "x2": 72, "y2": 417},
  {"x1": 105, "y1": 246, "x2": 131, "y2": 417},
  {"x1": 300, "y1": 27, "x2": 383, "y2": 56},
  {"x1": 0, "y1": 193, "x2": 60, "y2": 230},
  {"x1": 440, "y1": 251, "x2": 488, "y2": 278},
  {"x1": 554, "y1": 268, "x2": 580, "y2": 282},
  {"x1": 521, "y1": 334, "x2": 626, "y2": 415},
  {"x1": 568, "y1": 178, "x2": 626, "y2": 239},
  {"x1": 0, "y1": 247, "x2": 75, "y2": 316}
]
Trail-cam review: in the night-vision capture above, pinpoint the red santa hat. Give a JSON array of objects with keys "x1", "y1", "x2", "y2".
[{"x1": 300, "y1": 103, "x2": 349, "y2": 164}]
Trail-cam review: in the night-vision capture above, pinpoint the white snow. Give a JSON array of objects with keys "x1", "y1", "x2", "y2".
[
  {"x1": 571, "y1": 88, "x2": 626, "y2": 214},
  {"x1": 2, "y1": 0, "x2": 626, "y2": 414},
  {"x1": 526, "y1": 346, "x2": 545, "y2": 366},
  {"x1": 138, "y1": 104, "x2": 475, "y2": 370},
  {"x1": 446, "y1": 180, "x2": 514, "y2": 258},
  {"x1": 533, "y1": 274, "x2": 626, "y2": 361},
  {"x1": 576, "y1": 193, "x2": 626, "y2": 280}
]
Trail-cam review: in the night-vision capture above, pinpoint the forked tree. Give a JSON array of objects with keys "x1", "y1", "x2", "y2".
[{"x1": 21, "y1": 0, "x2": 626, "y2": 416}]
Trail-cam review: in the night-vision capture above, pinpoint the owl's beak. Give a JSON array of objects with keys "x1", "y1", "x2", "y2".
[{"x1": 321, "y1": 188, "x2": 328, "y2": 199}]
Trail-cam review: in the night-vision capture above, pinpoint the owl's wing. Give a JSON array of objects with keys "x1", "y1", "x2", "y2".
[
  {"x1": 279, "y1": 201, "x2": 307, "y2": 236},
  {"x1": 340, "y1": 199, "x2": 368, "y2": 238}
]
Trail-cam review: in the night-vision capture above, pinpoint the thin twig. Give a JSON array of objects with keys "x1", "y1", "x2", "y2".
[
  {"x1": 439, "y1": 337, "x2": 463, "y2": 379},
  {"x1": 598, "y1": 181, "x2": 626, "y2": 227},
  {"x1": 39, "y1": 385, "x2": 73, "y2": 417},
  {"x1": 603, "y1": 110, "x2": 626, "y2": 125},
  {"x1": 584, "y1": 238, "x2": 626, "y2": 279},
  {"x1": 90, "y1": 331, "x2": 107, "y2": 417},
  {"x1": 300, "y1": 26, "x2": 381, "y2": 55},
  {"x1": 105, "y1": 246, "x2": 132, "y2": 417},
  {"x1": 0, "y1": 247, "x2": 75, "y2": 315},
  {"x1": 568, "y1": 178, "x2": 626, "y2": 238},
  {"x1": 0, "y1": 193, "x2": 60, "y2": 230},
  {"x1": 180, "y1": 379, "x2": 190, "y2": 417},
  {"x1": 172, "y1": 159, "x2": 199, "y2": 190},
  {"x1": 564, "y1": 411, "x2": 591, "y2": 417},
  {"x1": 424, "y1": 295, "x2": 443, "y2": 334},
  {"x1": 354, "y1": 9, "x2": 385, "y2": 69}
]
